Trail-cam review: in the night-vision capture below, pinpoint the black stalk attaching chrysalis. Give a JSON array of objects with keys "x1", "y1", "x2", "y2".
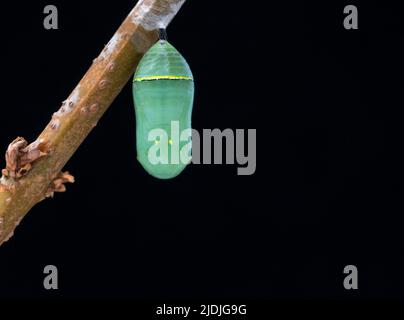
[{"x1": 159, "y1": 28, "x2": 168, "y2": 41}]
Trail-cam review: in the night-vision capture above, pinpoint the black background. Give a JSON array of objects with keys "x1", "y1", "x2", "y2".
[{"x1": 0, "y1": 0, "x2": 403, "y2": 303}]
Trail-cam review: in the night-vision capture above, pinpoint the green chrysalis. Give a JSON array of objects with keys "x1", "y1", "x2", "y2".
[{"x1": 132, "y1": 30, "x2": 194, "y2": 179}]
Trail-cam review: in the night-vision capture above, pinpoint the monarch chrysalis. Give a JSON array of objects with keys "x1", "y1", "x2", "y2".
[{"x1": 132, "y1": 29, "x2": 194, "y2": 179}]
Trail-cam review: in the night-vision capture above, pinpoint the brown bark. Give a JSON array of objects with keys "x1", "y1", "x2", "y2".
[{"x1": 0, "y1": 0, "x2": 187, "y2": 246}]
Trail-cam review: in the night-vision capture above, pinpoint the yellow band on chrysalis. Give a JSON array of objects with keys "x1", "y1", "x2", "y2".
[{"x1": 134, "y1": 75, "x2": 194, "y2": 82}]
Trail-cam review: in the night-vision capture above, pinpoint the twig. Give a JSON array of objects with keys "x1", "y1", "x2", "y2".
[{"x1": 0, "y1": 0, "x2": 187, "y2": 246}]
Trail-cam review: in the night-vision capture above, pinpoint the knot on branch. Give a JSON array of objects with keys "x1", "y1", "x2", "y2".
[
  {"x1": 45, "y1": 171, "x2": 75, "y2": 199},
  {"x1": 2, "y1": 137, "x2": 49, "y2": 179}
]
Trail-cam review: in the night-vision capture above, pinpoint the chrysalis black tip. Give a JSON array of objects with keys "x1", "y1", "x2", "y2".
[{"x1": 159, "y1": 28, "x2": 167, "y2": 41}]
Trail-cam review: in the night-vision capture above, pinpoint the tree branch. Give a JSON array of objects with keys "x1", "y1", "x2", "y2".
[{"x1": 0, "y1": 0, "x2": 187, "y2": 246}]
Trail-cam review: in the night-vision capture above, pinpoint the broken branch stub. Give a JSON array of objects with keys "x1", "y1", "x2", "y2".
[
  {"x1": 2, "y1": 137, "x2": 49, "y2": 179},
  {"x1": 0, "y1": 0, "x2": 187, "y2": 246}
]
